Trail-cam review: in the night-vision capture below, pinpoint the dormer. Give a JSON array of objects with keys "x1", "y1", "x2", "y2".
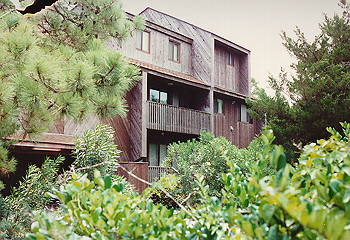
[{"x1": 111, "y1": 15, "x2": 193, "y2": 77}]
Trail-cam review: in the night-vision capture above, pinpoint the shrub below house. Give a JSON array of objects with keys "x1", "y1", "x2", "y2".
[
  {"x1": 28, "y1": 123, "x2": 350, "y2": 239},
  {"x1": 160, "y1": 131, "x2": 272, "y2": 205}
]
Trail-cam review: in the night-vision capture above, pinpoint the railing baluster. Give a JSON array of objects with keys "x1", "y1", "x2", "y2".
[{"x1": 147, "y1": 101, "x2": 210, "y2": 134}]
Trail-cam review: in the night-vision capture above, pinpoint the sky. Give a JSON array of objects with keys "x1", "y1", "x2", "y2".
[{"x1": 121, "y1": 0, "x2": 343, "y2": 91}]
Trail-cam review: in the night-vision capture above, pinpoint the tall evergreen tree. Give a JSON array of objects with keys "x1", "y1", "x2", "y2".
[
  {"x1": 0, "y1": 0, "x2": 144, "y2": 189},
  {"x1": 248, "y1": 1, "x2": 350, "y2": 156}
]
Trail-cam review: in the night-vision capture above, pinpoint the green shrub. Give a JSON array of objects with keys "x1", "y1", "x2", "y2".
[
  {"x1": 27, "y1": 170, "x2": 238, "y2": 239},
  {"x1": 0, "y1": 124, "x2": 127, "y2": 239},
  {"x1": 0, "y1": 156, "x2": 64, "y2": 239},
  {"x1": 163, "y1": 131, "x2": 272, "y2": 204},
  {"x1": 27, "y1": 124, "x2": 350, "y2": 239},
  {"x1": 222, "y1": 123, "x2": 350, "y2": 239},
  {"x1": 73, "y1": 124, "x2": 121, "y2": 179}
]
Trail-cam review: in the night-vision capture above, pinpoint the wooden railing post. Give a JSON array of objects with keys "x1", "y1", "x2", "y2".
[{"x1": 147, "y1": 101, "x2": 210, "y2": 135}]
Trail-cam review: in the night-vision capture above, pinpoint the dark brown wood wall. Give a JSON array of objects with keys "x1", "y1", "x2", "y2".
[
  {"x1": 127, "y1": 81, "x2": 144, "y2": 161},
  {"x1": 238, "y1": 55, "x2": 249, "y2": 96},
  {"x1": 213, "y1": 98, "x2": 239, "y2": 146},
  {"x1": 213, "y1": 98, "x2": 256, "y2": 148},
  {"x1": 214, "y1": 44, "x2": 238, "y2": 91},
  {"x1": 104, "y1": 116, "x2": 130, "y2": 162}
]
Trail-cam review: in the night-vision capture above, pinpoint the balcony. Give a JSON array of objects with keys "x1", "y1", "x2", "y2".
[{"x1": 147, "y1": 101, "x2": 210, "y2": 135}]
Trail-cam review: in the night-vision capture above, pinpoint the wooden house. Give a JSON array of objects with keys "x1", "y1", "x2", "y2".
[
  {"x1": 7, "y1": 8, "x2": 261, "y2": 193},
  {"x1": 106, "y1": 8, "x2": 260, "y2": 164}
]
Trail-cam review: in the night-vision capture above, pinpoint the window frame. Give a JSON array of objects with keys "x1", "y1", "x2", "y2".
[
  {"x1": 214, "y1": 98, "x2": 224, "y2": 114},
  {"x1": 228, "y1": 52, "x2": 234, "y2": 66},
  {"x1": 239, "y1": 104, "x2": 253, "y2": 123},
  {"x1": 148, "y1": 143, "x2": 167, "y2": 166},
  {"x1": 136, "y1": 30, "x2": 150, "y2": 53},
  {"x1": 168, "y1": 40, "x2": 180, "y2": 62},
  {"x1": 149, "y1": 88, "x2": 168, "y2": 104}
]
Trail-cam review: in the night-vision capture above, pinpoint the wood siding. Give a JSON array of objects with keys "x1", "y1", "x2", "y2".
[
  {"x1": 104, "y1": 116, "x2": 130, "y2": 162},
  {"x1": 238, "y1": 122, "x2": 255, "y2": 148},
  {"x1": 214, "y1": 114, "x2": 255, "y2": 148},
  {"x1": 214, "y1": 44, "x2": 238, "y2": 91},
  {"x1": 48, "y1": 115, "x2": 100, "y2": 137},
  {"x1": 141, "y1": 8, "x2": 213, "y2": 84},
  {"x1": 128, "y1": 80, "x2": 144, "y2": 161},
  {"x1": 214, "y1": 43, "x2": 250, "y2": 95},
  {"x1": 148, "y1": 101, "x2": 210, "y2": 135},
  {"x1": 108, "y1": 28, "x2": 193, "y2": 77},
  {"x1": 213, "y1": 98, "x2": 255, "y2": 148},
  {"x1": 238, "y1": 54, "x2": 249, "y2": 95}
]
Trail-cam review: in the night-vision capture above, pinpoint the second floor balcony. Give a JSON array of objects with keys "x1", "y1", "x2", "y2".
[{"x1": 147, "y1": 101, "x2": 210, "y2": 135}]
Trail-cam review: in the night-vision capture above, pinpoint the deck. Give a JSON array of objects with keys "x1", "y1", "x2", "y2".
[{"x1": 147, "y1": 101, "x2": 210, "y2": 135}]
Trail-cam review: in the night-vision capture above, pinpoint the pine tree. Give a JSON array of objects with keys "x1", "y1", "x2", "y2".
[
  {"x1": 248, "y1": 1, "x2": 350, "y2": 157},
  {"x1": 0, "y1": 0, "x2": 144, "y2": 189}
]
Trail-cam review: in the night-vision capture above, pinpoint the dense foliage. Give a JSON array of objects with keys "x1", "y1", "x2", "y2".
[
  {"x1": 73, "y1": 124, "x2": 121, "y2": 179},
  {"x1": 161, "y1": 131, "x2": 272, "y2": 204},
  {"x1": 0, "y1": 157, "x2": 64, "y2": 239},
  {"x1": 0, "y1": 124, "x2": 126, "y2": 239},
  {"x1": 248, "y1": 1, "x2": 350, "y2": 155},
  {"x1": 27, "y1": 123, "x2": 350, "y2": 239},
  {"x1": 0, "y1": 0, "x2": 143, "y2": 189}
]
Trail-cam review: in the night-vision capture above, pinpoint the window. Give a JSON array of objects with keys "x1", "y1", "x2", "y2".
[
  {"x1": 136, "y1": 30, "x2": 150, "y2": 53},
  {"x1": 150, "y1": 89, "x2": 168, "y2": 104},
  {"x1": 149, "y1": 144, "x2": 167, "y2": 166},
  {"x1": 239, "y1": 104, "x2": 252, "y2": 123},
  {"x1": 215, "y1": 99, "x2": 224, "y2": 114},
  {"x1": 169, "y1": 40, "x2": 180, "y2": 62},
  {"x1": 228, "y1": 52, "x2": 234, "y2": 66}
]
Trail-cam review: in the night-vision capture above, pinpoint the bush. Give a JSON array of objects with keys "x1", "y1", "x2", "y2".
[
  {"x1": 163, "y1": 131, "x2": 272, "y2": 204},
  {"x1": 27, "y1": 170, "x2": 237, "y2": 239},
  {"x1": 222, "y1": 122, "x2": 350, "y2": 239},
  {"x1": 0, "y1": 157, "x2": 64, "y2": 239},
  {"x1": 73, "y1": 124, "x2": 121, "y2": 179},
  {"x1": 28, "y1": 123, "x2": 350, "y2": 239},
  {"x1": 0, "y1": 124, "x2": 127, "y2": 239}
]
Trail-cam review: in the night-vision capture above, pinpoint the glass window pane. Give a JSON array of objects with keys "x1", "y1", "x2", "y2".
[
  {"x1": 169, "y1": 42, "x2": 174, "y2": 60},
  {"x1": 136, "y1": 31, "x2": 142, "y2": 50},
  {"x1": 173, "y1": 44, "x2": 179, "y2": 61},
  {"x1": 149, "y1": 144, "x2": 159, "y2": 166},
  {"x1": 173, "y1": 92, "x2": 179, "y2": 106},
  {"x1": 160, "y1": 92, "x2": 167, "y2": 104},
  {"x1": 150, "y1": 89, "x2": 159, "y2": 102},
  {"x1": 159, "y1": 144, "x2": 167, "y2": 166},
  {"x1": 241, "y1": 104, "x2": 247, "y2": 122},
  {"x1": 217, "y1": 99, "x2": 223, "y2": 114},
  {"x1": 228, "y1": 53, "x2": 234, "y2": 65},
  {"x1": 142, "y1": 31, "x2": 149, "y2": 52}
]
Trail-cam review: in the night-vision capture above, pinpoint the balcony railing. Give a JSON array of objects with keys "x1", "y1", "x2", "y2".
[
  {"x1": 148, "y1": 101, "x2": 210, "y2": 135},
  {"x1": 148, "y1": 166, "x2": 174, "y2": 182}
]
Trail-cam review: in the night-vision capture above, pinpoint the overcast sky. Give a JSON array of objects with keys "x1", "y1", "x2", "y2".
[{"x1": 121, "y1": 0, "x2": 343, "y2": 91}]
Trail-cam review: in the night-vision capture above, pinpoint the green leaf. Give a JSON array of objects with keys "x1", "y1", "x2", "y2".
[
  {"x1": 113, "y1": 182, "x2": 125, "y2": 192},
  {"x1": 104, "y1": 176, "x2": 112, "y2": 189}
]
